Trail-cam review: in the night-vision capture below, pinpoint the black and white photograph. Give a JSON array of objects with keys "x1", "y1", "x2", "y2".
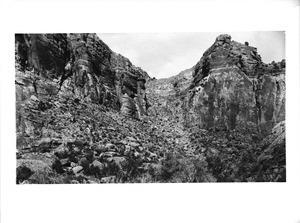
[
  {"x1": 1, "y1": 1, "x2": 300, "y2": 223},
  {"x1": 15, "y1": 32, "x2": 286, "y2": 183}
]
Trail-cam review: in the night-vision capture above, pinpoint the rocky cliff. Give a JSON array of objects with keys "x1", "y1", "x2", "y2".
[
  {"x1": 145, "y1": 34, "x2": 285, "y2": 182},
  {"x1": 15, "y1": 33, "x2": 149, "y2": 122},
  {"x1": 183, "y1": 34, "x2": 285, "y2": 136},
  {"x1": 16, "y1": 33, "x2": 285, "y2": 183}
]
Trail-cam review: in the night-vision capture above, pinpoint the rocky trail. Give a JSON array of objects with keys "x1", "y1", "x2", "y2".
[{"x1": 15, "y1": 33, "x2": 285, "y2": 183}]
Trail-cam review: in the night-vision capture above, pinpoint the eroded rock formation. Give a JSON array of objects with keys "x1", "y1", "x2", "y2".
[
  {"x1": 16, "y1": 33, "x2": 285, "y2": 183},
  {"x1": 15, "y1": 33, "x2": 149, "y2": 122},
  {"x1": 183, "y1": 34, "x2": 285, "y2": 136},
  {"x1": 145, "y1": 34, "x2": 285, "y2": 182}
]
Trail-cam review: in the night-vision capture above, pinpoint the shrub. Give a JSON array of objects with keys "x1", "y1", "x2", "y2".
[{"x1": 160, "y1": 152, "x2": 182, "y2": 181}]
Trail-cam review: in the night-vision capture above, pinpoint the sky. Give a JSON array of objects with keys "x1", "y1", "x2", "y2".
[{"x1": 98, "y1": 32, "x2": 285, "y2": 79}]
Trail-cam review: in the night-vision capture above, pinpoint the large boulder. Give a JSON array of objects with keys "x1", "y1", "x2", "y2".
[{"x1": 17, "y1": 153, "x2": 63, "y2": 184}]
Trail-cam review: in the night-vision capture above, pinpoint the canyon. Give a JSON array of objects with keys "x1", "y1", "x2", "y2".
[{"x1": 15, "y1": 33, "x2": 285, "y2": 183}]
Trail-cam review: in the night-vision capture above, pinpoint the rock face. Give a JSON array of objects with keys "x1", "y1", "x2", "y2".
[
  {"x1": 16, "y1": 33, "x2": 285, "y2": 183},
  {"x1": 64, "y1": 34, "x2": 118, "y2": 108},
  {"x1": 145, "y1": 34, "x2": 285, "y2": 182},
  {"x1": 146, "y1": 67, "x2": 194, "y2": 118},
  {"x1": 182, "y1": 34, "x2": 285, "y2": 136},
  {"x1": 15, "y1": 33, "x2": 149, "y2": 121},
  {"x1": 255, "y1": 121, "x2": 286, "y2": 181},
  {"x1": 111, "y1": 53, "x2": 149, "y2": 118}
]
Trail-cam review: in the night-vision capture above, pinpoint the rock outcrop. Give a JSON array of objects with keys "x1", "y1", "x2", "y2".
[
  {"x1": 15, "y1": 33, "x2": 149, "y2": 122},
  {"x1": 16, "y1": 33, "x2": 285, "y2": 183},
  {"x1": 111, "y1": 53, "x2": 149, "y2": 118},
  {"x1": 256, "y1": 121, "x2": 285, "y2": 181},
  {"x1": 145, "y1": 34, "x2": 285, "y2": 182},
  {"x1": 15, "y1": 33, "x2": 152, "y2": 184},
  {"x1": 183, "y1": 34, "x2": 285, "y2": 136},
  {"x1": 146, "y1": 66, "x2": 194, "y2": 118}
]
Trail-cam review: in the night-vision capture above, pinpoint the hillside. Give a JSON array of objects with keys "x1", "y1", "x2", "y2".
[{"x1": 16, "y1": 33, "x2": 285, "y2": 183}]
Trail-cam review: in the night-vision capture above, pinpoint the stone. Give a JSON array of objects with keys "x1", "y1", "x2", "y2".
[
  {"x1": 127, "y1": 142, "x2": 140, "y2": 148},
  {"x1": 53, "y1": 144, "x2": 69, "y2": 159},
  {"x1": 107, "y1": 156, "x2": 128, "y2": 171},
  {"x1": 67, "y1": 139, "x2": 86, "y2": 148},
  {"x1": 16, "y1": 153, "x2": 63, "y2": 183},
  {"x1": 72, "y1": 166, "x2": 83, "y2": 174},
  {"x1": 95, "y1": 144, "x2": 106, "y2": 154},
  {"x1": 148, "y1": 152, "x2": 158, "y2": 161},
  {"x1": 35, "y1": 137, "x2": 62, "y2": 152},
  {"x1": 89, "y1": 160, "x2": 105, "y2": 175},
  {"x1": 91, "y1": 160, "x2": 105, "y2": 169},
  {"x1": 142, "y1": 163, "x2": 162, "y2": 174},
  {"x1": 100, "y1": 151, "x2": 118, "y2": 158},
  {"x1": 126, "y1": 136, "x2": 136, "y2": 142},
  {"x1": 78, "y1": 157, "x2": 90, "y2": 170},
  {"x1": 134, "y1": 151, "x2": 140, "y2": 158},
  {"x1": 105, "y1": 143, "x2": 117, "y2": 151},
  {"x1": 15, "y1": 33, "x2": 285, "y2": 183},
  {"x1": 30, "y1": 95, "x2": 39, "y2": 101},
  {"x1": 100, "y1": 176, "x2": 116, "y2": 183},
  {"x1": 60, "y1": 158, "x2": 70, "y2": 166}
]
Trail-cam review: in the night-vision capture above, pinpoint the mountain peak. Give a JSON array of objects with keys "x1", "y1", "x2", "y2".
[{"x1": 215, "y1": 34, "x2": 232, "y2": 45}]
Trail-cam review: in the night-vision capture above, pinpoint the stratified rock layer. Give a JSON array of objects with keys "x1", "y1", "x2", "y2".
[
  {"x1": 16, "y1": 33, "x2": 286, "y2": 183},
  {"x1": 183, "y1": 34, "x2": 285, "y2": 136},
  {"x1": 145, "y1": 34, "x2": 285, "y2": 182},
  {"x1": 15, "y1": 33, "x2": 149, "y2": 124}
]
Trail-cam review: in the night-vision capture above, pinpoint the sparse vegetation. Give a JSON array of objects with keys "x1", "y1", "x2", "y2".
[{"x1": 16, "y1": 33, "x2": 285, "y2": 184}]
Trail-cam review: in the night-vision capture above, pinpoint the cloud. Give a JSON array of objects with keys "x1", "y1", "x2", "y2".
[{"x1": 98, "y1": 32, "x2": 285, "y2": 79}]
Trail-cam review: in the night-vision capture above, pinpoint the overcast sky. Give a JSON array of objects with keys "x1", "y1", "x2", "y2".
[{"x1": 98, "y1": 32, "x2": 285, "y2": 79}]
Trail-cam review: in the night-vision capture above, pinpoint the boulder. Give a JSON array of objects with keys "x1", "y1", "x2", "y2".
[
  {"x1": 66, "y1": 139, "x2": 86, "y2": 148},
  {"x1": 140, "y1": 163, "x2": 162, "y2": 175},
  {"x1": 60, "y1": 158, "x2": 70, "y2": 167},
  {"x1": 107, "y1": 156, "x2": 128, "y2": 171},
  {"x1": 34, "y1": 137, "x2": 63, "y2": 152},
  {"x1": 126, "y1": 136, "x2": 137, "y2": 142},
  {"x1": 100, "y1": 176, "x2": 116, "y2": 183},
  {"x1": 53, "y1": 145, "x2": 69, "y2": 159},
  {"x1": 72, "y1": 166, "x2": 83, "y2": 174},
  {"x1": 127, "y1": 141, "x2": 140, "y2": 149},
  {"x1": 17, "y1": 153, "x2": 63, "y2": 183},
  {"x1": 101, "y1": 151, "x2": 119, "y2": 158},
  {"x1": 105, "y1": 143, "x2": 117, "y2": 151},
  {"x1": 89, "y1": 160, "x2": 105, "y2": 175},
  {"x1": 95, "y1": 144, "x2": 106, "y2": 154}
]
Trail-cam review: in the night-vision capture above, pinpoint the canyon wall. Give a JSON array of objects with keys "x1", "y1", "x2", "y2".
[{"x1": 182, "y1": 34, "x2": 285, "y2": 136}]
